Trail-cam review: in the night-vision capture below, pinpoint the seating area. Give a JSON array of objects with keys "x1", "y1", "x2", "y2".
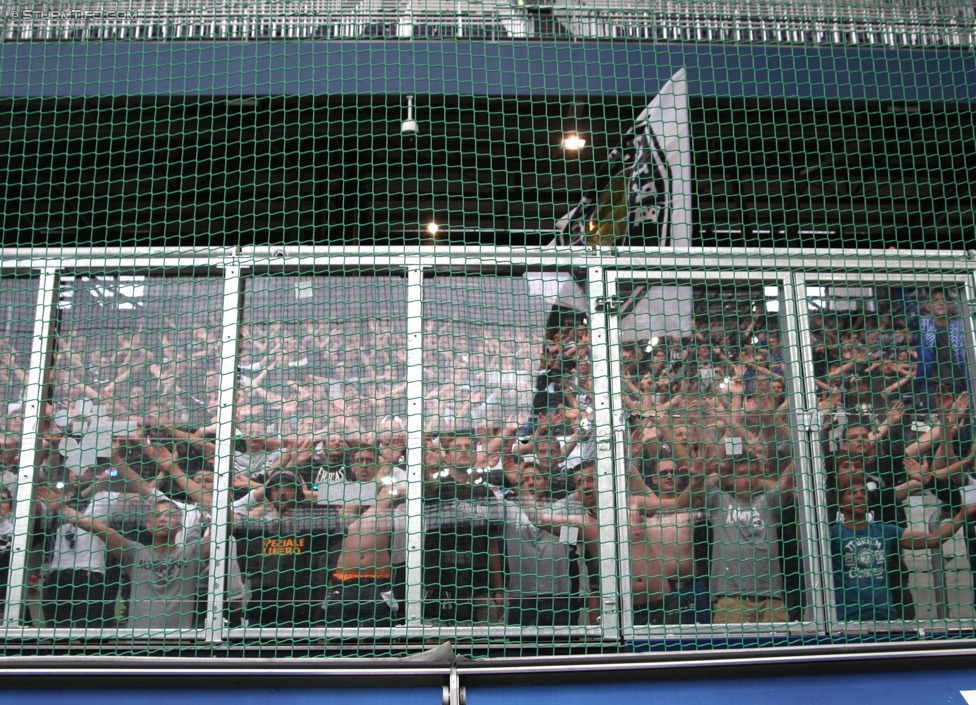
[{"x1": 0, "y1": 273, "x2": 969, "y2": 634}]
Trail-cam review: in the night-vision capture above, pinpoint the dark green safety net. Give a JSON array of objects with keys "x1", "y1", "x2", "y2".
[{"x1": 0, "y1": 0, "x2": 972, "y2": 659}]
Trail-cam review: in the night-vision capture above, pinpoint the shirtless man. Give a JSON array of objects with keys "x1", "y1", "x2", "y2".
[
  {"x1": 325, "y1": 439, "x2": 438, "y2": 626},
  {"x1": 523, "y1": 449, "x2": 705, "y2": 626},
  {"x1": 629, "y1": 455, "x2": 704, "y2": 625}
]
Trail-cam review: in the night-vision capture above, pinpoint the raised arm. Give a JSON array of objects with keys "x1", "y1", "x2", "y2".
[
  {"x1": 901, "y1": 505, "x2": 976, "y2": 551},
  {"x1": 144, "y1": 444, "x2": 214, "y2": 508},
  {"x1": 199, "y1": 505, "x2": 236, "y2": 562},
  {"x1": 481, "y1": 420, "x2": 519, "y2": 470},
  {"x1": 520, "y1": 505, "x2": 586, "y2": 533},
  {"x1": 870, "y1": 401, "x2": 903, "y2": 445},
  {"x1": 777, "y1": 461, "x2": 794, "y2": 496},
  {"x1": 679, "y1": 457, "x2": 708, "y2": 509},
  {"x1": 933, "y1": 396, "x2": 968, "y2": 472},
  {"x1": 907, "y1": 393, "x2": 969, "y2": 460},
  {"x1": 143, "y1": 416, "x2": 217, "y2": 456},
  {"x1": 111, "y1": 442, "x2": 161, "y2": 497},
  {"x1": 36, "y1": 486, "x2": 129, "y2": 560}
]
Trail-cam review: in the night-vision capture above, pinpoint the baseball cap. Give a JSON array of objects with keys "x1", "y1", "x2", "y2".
[{"x1": 265, "y1": 468, "x2": 300, "y2": 487}]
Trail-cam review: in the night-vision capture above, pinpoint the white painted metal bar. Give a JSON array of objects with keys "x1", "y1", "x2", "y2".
[
  {"x1": 0, "y1": 249, "x2": 971, "y2": 277},
  {"x1": 783, "y1": 272, "x2": 835, "y2": 629},
  {"x1": 963, "y1": 274, "x2": 976, "y2": 394},
  {"x1": 225, "y1": 624, "x2": 601, "y2": 641},
  {"x1": 587, "y1": 265, "x2": 620, "y2": 639},
  {"x1": 609, "y1": 269, "x2": 783, "y2": 284},
  {"x1": 404, "y1": 266, "x2": 426, "y2": 626},
  {"x1": 958, "y1": 273, "x2": 976, "y2": 622},
  {"x1": 204, "y1": 264, "x2": 244, "y2": 640},
  {"x1": 5, "y1": 270, "x2": 58, "y2": 626},
  {"x1": 238, "y1": 245, "x2": 972, "y2": 263},
  {"x1": 602, "y1": 270, "x2": 634, "y2": 637}
]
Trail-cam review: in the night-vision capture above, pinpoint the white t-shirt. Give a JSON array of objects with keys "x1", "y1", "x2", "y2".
[
  {"x1": 2, "y1": 468, "x2": 18, "y2": 497},
  {"x1": 556, "y1": 435, "x2": 595, "y2": 473},
  {"x1": 48, "y1": 491, "x2": 119, "y2": 575},
  {"x1": 0, "y1": 515, "x2": 13, "y2": 554}
]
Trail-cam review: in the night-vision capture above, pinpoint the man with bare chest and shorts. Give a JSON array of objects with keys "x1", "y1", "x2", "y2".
[
  {"x1": 325, "y1": 444, "x2": 439, "y2": 626},
  {"x1": 524, "y1": 451, "x2": 705, "y2": 626},
  {"x1": 629, "y1": 454, "x2": 705, "y2": 625}
]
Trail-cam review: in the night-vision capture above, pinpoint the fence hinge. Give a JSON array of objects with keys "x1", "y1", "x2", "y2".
[
  {"x1": 797, "y1": 410, "x2": 823, "y2": 434},
  {"x1": 595, "y1": 295, "x2": 623, "y2": 314}
]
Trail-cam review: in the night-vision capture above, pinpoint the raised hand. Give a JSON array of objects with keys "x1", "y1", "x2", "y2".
[
  {"x1": 728, "y1": 378, "x2": 745, "y2": 397},
  {"x1": 904, "y1": 456, "x2": 928, "y2": 485},
  {"x1": 945, "y1": 393, "x2": 969, "y2": 428},
  {"x1": 955, "y1": 392, "x2": 970, "y2": 413},
  {"x1": 503, "y1": 418, "x2": 520, "y2": 438},
  {"x1": 35, "y1": 485, "x2": 65, "y2": 513},
  {"x1": 390, "y1": 430, "x2": 407, "y2": 452},
  {"x1": 886, "y1": 400, "x2": 904, "y2": 426}
]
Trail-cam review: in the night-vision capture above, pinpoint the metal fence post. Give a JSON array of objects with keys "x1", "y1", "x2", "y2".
[
  {"x1": 782, "y1": 272, "x2": 835, "y2": 630},
  {"x1": 204, "y1": 262, "x2": 244, "y2": 640},
  {"x1": 588, "y1": 265, "x2": 621, "y2": 640},
  {"x1": 5, "y1": 269, "x2": 58, "y2": 627},
  {"x1": 404, "y1": 265, "x2": 426, "y2": 626}
]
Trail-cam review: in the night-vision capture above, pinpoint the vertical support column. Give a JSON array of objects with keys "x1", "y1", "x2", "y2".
[
  {"x1": 604, "y1": 271, "x2": 634, "y2": 636},
  {"x1": 204, "y1": 263, "x2": 243, "y2": 639},
  {"x1": 404, "y1": 266, "x2": 426, "y2": 626},
  {"x1": 961, "y1": 273, "x2": 976, "y2": 402},
  {"x1": 958, "y1": 272, "x2": 976, "y2": 623},
  {"x1": 587, "y1": 265, "x2": 620, "y2": 639},
  {"x1": 781, "y1": 273, "x2": 834, "y2": 630},
  {"x1": 5, "y1": 269, "x2": 58, "y2": 626}
]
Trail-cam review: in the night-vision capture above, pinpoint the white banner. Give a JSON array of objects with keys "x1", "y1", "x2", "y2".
[{"x1": 552, "y1": 67, "x2": 693, "y2": 247}]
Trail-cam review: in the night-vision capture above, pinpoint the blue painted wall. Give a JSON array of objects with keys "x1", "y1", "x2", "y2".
[
  {"x1": 467, "y1": 669, "x2": 976, "y2": 705},
  {"x1": 0, "y1": 688, "x2": 441, "y2": 705},
  {"x1": 1, "y1": 41, "x2": 973, "y2": 101},
  {"x1": 6, "y1": 668, "x2": 976, "y2": 705}
]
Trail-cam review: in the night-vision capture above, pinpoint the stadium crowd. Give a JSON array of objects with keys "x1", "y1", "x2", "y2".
[{"x1": 0, "y1": 283, "x2": 969, "y2": 630}]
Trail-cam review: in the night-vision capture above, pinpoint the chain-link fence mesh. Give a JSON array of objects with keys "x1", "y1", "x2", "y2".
[{"x1": 0, "y1": 0, "x2": 973, "y2": 659}]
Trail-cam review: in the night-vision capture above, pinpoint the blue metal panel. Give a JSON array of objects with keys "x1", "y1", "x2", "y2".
[
  {"x1": 0, "y1": 41, "x2": 974, "y2": 101},
  {"x1": 466, "y1": 670, "x2": 976, "y2": 705},
  {"x1": 0, "y1": 688, "x2": 441, "y2": 705}
]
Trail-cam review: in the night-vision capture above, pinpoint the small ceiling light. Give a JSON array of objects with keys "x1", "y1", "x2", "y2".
[
  {"x1": 564, "y1": 133, "x2": 586, "y2": 150},
  {"x1": 426, "y1": 222, "x2": 439, "y2": 235},
  {"x1": 401, "y1": 95, "x2": 418, "y2": 147}
]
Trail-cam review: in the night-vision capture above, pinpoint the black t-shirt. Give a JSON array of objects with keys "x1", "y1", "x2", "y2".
[
  {"x1": 871, "y1": 437, "x2": 909, "y2": 528},
  {"x1": 933, "y1": 328, "x2": 966, "y2": 392},
  {"x1": 935, "y1": 330, "x2": 954, "y2": 364}
]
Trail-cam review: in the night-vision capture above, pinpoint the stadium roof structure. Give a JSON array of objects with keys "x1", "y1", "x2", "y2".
[
  {"x1": 0, "y1": 2, "x2": 973, "y2": 250},
  {"x1": 2, "y1": 0, "x2": 973, "y2": 45},
  {"x1": 0, "y1": 93, "x2": 972, "y2": 250}
]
